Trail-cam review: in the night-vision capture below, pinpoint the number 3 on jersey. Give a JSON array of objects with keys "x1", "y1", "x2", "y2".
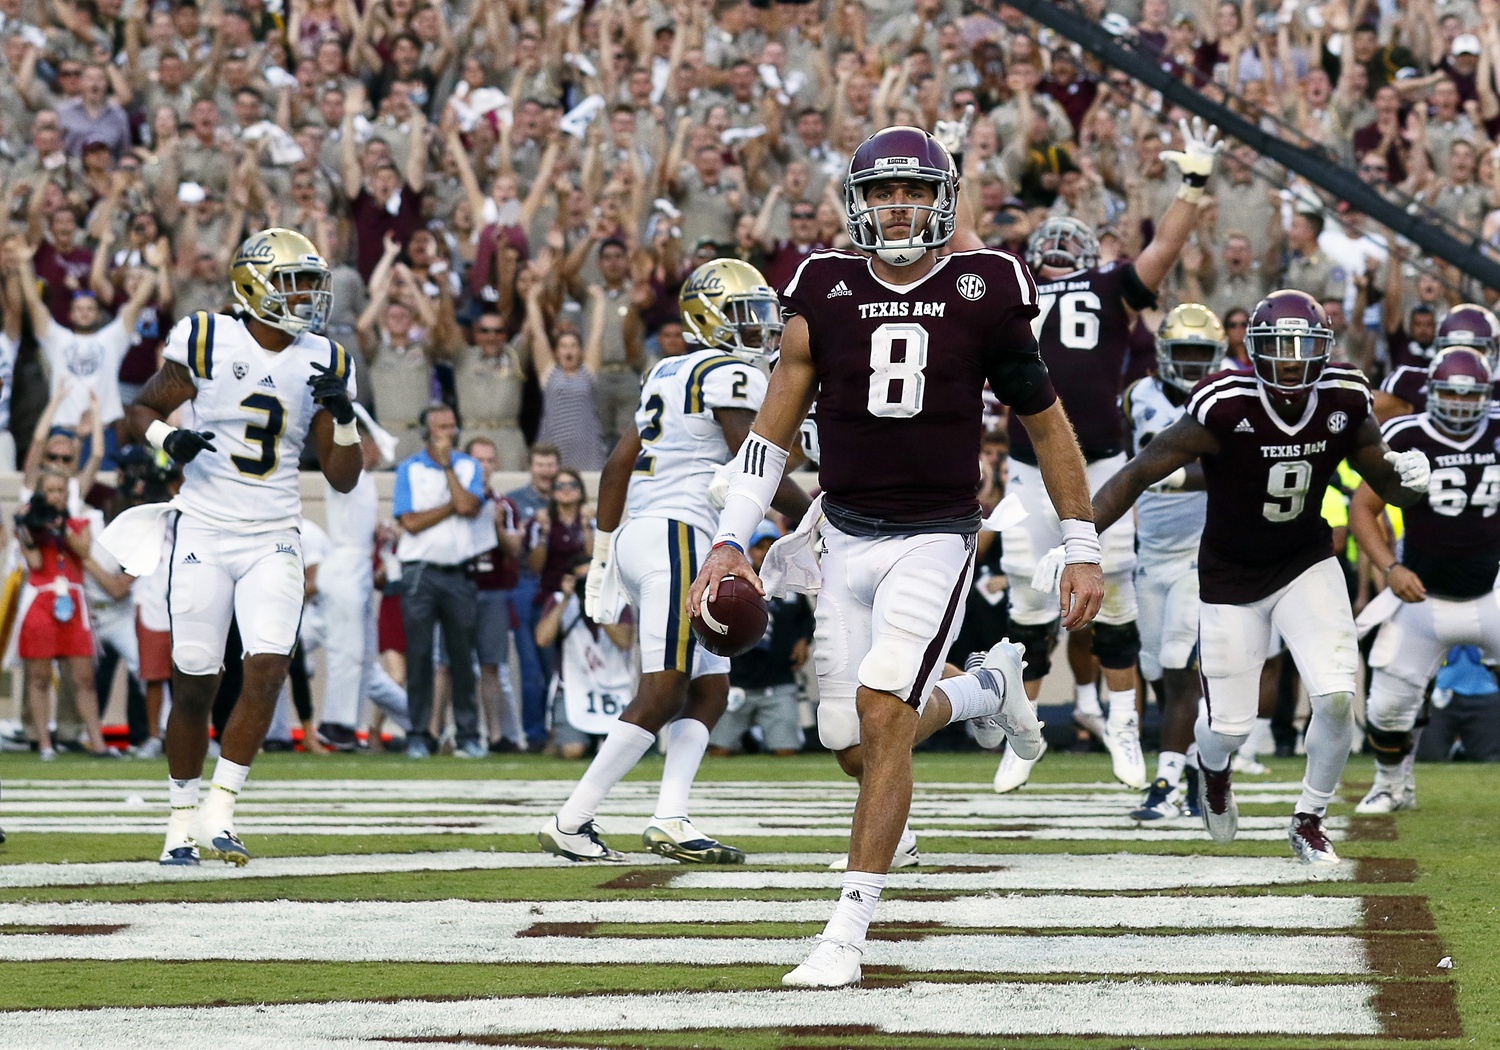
[
  {"x1": 232, "y1": 392, "x2": 286, "y2": 478},
  {"x1": 867, "y1": 322, "x2": 929, "y2": 417},
  {"x1": 633, "y1": 393, "x2": 665, "y2": 476}
]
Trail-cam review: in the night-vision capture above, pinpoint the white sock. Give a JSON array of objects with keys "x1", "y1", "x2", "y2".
[
  {"x1": 202, "y1": 759, "x2": 249, "y2": 823},
  {"x1": 822, "y1": 871, "x2": 886, "y2": 945},
  {"x1": 168, "y1": 776, "x2": 200, "y2": 811},
  {"x1": 1194, "y1": 711, "x2": 1247, "y2": 772},
  {"x1": 1075, "y1": 682, "x2": 1101, "y2": 718},
  {"x1": 1398, "y1": 726, "x2": 1422, "y2": 782},
  {"x1": 1105, "y1": 687, "x2": 1137, "y2": 728},
  {"x1": 1298, "y1": 692, "x2": 1355, "y2": 817},
  {"x1": 654, "y1": 718, "x2": 711, "y2": 821},
  {"x1": 941, "y1": 673, "x2": 1000, "y2": 723},
  {"x1": 557, "y1": 720, "x2": 655, "y2": 833},
  {"x1": 1187, "y1": 742, "x2": 1199, "y2": 765},
  {"x1": 897, "y1": 822, "x2": 917, "y2": 853},
  {"x1": 1156, "y1": 751, "x2": 1186, "y2": 788}
]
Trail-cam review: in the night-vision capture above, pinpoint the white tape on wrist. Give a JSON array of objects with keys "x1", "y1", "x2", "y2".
[
  {"x1": 713, "y1": 434, "x2": 786, "y2": 551},
  {"x1": 145, "y1": 419, "x2": 176, "y2": 452},
  {"x1": 332, "y1": 420, "x2": 360, "y2": 446},
  {"x1": 1060, "y1": 519, "x2": 1102, "y2": 564}
]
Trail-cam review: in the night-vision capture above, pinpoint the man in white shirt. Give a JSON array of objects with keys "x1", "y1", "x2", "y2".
[
  {"x1": 392, "y1": 403, "x2": 488, "y2": 758},
  {"x1": 16, "y1": 244, "x2": 159, "y2": 429}
]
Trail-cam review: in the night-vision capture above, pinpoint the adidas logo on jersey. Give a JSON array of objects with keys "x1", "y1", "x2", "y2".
[
  {"x1": 827, "y1": 281, "x2": 852, "y2": 298},
  {"x1": 258, "y1": 375, "x2": 277, "y2": 390},
  {"x1": 182, "y1": 553, "x2": 200, "y2": 565},
  {"x1": 1235, "y1": 418, "x2": 1255, "y2": 433}
]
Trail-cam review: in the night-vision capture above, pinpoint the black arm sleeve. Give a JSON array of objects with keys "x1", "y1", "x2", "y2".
[
  {"x1": 1121, "y1": 262, "x2": 1158, "y2": 312},
  {"x1": 988, "y1": 331, "x2": 1058, "y2": 417}
]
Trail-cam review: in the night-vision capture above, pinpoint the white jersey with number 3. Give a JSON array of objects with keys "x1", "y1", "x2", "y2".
[
  {"x1": 626, "y1": 347, "x2": 766, "y2": 537},
  {"x1": 163, "y1": 310, "x2": 356, "y2": 532}
]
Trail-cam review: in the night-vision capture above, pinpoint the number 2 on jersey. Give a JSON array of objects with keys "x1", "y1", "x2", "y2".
[
  {"x1": 232, "y1": 393, "x2": 286, "y2": 478},
  {"x1": 1031, "y1": 291, "x2": 1102, "y2": 350},
  {"x1": 867, "y1": 322, "x2": 929, "y2": 417},
  {"x1": 633, "y1": 393, "x2": 665, "y2": 475}
]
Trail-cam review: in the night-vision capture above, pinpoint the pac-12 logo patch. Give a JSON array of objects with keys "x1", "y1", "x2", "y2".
[
  {"x1": 956, "y1": 273, "x2": 986, "y2": 301},
  {"x1": 233, "y1": 362, "x2": 249, "y2": 380},
  {"x1": 1327, "y1": 410, "x2": 1348, "y2": 434}
]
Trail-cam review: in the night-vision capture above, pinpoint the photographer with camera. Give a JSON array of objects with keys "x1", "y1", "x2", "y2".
[{"x1": 16, "y1": 466, "x2": 116, "y2": 760}]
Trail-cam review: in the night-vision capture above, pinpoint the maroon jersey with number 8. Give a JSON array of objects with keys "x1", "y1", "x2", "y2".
[
  {"x1": 781, "y1": 248, "x2": 1055, "y2": 527},
  {"x1": 1186, "y1": 363, "x2": 1373, "y2": 604}
]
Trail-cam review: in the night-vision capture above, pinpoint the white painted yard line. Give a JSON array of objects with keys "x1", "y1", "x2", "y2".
[
  {"x1": 1, "y1": 982, "x2": 1386, "y2": 1049},
  {"x1": 0, "y1": 850, "x2": 1352, "y2": 889},
  {"x1": 674, "y1": 853, "x2": 1355, "y2": 890},
  {"x1": 0, "y1": 818, "x2": 1336, "y2": 842},
  {"x1": 0, "y1": 894, "x2": 1366, "y2": 932}
]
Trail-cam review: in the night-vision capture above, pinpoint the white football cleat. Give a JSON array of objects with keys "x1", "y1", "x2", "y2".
[
  {"x1": 828, "y1": 828, "x2": 919, "y2": 871},
  {"x1": 1289, "y1": 812, "x2": 1340, "y2": 867},
  {"x1": 1231, "y1": 753, "x2": 1270, "y2": 775},
  {"x1": 641, "y1": 816, "x2": 745, "y2": 864},
  {"x1": 1102, "y1": 717, "x2": 1148, "y2": 789},
  {"x1": 537, "y1": 816, "x2": 626, "y2": 862},
  {"x1": 1073, "y1": 709, "x2": 1106, "y2": 740},
  {"x1": 782, "y1": 935, "x2": 863, "y2": 988},
  {"x1": 993, "y1": 737, "x2": 1045, "y2": 793},
  {"x1": 968, "y1": 639, "x2": 1044, "y2": 759},
  {"x1": 1196, "y1": 759, "x2": 1238, "y2": 844},
  {"x1": 1355, "y1": 781, "x2": 1415, "y2": 814}
]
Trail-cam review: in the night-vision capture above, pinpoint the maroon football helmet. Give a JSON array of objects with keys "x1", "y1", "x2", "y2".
[
  {"x1": 1245, "y1": 290, "x2": 1334, "y2": 399},
  {"x1": 1435, "y1": 303, "x2": 1500, "y2": 368},
  {"x1": 1427, "y1": 345, "x2": 1493, "y2": 434},
  {"x1": 844, "y1": 126, "x2": 958, "y2": 266}
]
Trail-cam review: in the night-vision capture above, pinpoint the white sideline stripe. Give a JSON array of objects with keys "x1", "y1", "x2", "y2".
[
  {"x1": 0, "y1": 982, "x2": 1385, "y2": 1048},
  {"x1": 0, "y1": 894, "x2": 1364, "y2": 936},
  {"x1": 0, "y1": 921, "x2": 1369, "y2": 972},
  {"x1": 0, "y1": 850, "x2": 1351, "y2": 889},
  {"x1": 674, "y1": 853, "x2": 1355, "y2": 890}
]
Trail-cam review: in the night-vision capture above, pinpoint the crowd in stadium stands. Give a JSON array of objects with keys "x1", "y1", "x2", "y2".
[{"x1": 2, "y1": 0, "x2": 1500, "y2": 759}]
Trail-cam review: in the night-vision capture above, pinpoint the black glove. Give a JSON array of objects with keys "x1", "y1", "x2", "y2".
[
  {"x1": 162, "y1": 428, "x2": 216, "y2": 464},
  {"x1": 308, "y1": 361, "x2": 355, "y2": 424}
]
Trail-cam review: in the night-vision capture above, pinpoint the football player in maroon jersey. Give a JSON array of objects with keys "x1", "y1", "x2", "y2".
[
  {"x1": 1091, "y1": 290, "x2": 1431, "y2": 868},
  {"x1": 996, "y1": 118, "x2": 1224, "y2": 795},
  {"x1": 690, "y1": 125, "x2": 1103, "y2": 988},
  {"x1": 1374, "y1": 303, "x2": 1500, "y2": 421},
  {"x1": 1351, "y1": 346, "x2": 1500, "y2": 813}
]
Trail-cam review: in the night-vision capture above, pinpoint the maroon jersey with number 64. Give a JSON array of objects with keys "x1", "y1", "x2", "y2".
[
  {"x1": 1381, "y1": 410, "x2": 1500, "y2": 599},
  {"x1": 782, "y1": 248, "x2": 1055, "y2": 527},
  {"x1": 1186, "y1": 363, "x2": 1373, "y2": 604}
]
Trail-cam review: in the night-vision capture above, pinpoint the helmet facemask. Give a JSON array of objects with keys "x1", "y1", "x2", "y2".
[
  {"x1": 720, "y1": 294, "x2": 784, "y2": 359},
  {"x1": 1248, "y1": 323, "x2": 1332, "y2": 399},
  {"x1": 1026, "y1": 217, "x2": 1100, "y2": 274},
  {"x1": 845, "y1": 170, "x2": 957, "y2": 266},
  {"x1": 1157, "y1": 337, "x2": 1226, "y2": 393},
  {"x1": 239, "y1": 263, "x2": 333, "y2": 337},
  {"x1": 1429, "y1": 374, "x2": 1490, "y2": 434}
]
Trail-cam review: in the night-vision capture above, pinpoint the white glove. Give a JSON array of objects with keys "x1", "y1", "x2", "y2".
[
  {"x1": 932, "y1": 103, "x2": 975, "y2": 157},
  {"x1": 1160, "y1": 116, "x2": 1223, "y2": 187},
  {"x1": 584, "y1": 527, "x2": 614, "y2": 622},
  {"x1": 707, "y1": 460, "x2": 736, "y2": 510},
  {"x1": 1385, "y1": 449, "x2": 1431, "y2": 492},
  {"x1": 1030, "y1": 544, "x2": 1068, "y2": 596}
]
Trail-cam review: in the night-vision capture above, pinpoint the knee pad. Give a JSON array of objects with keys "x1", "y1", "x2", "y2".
[
  {"x1": 1310, "y1": 690, "x2": 1353, "y2": 723},
  {"x1": 1005, "y1": 620, "x2": 1058, "y2": 681},
  {"x1": 171, "y1": 642, "x2": 221, "y2": 677},
  {"x1": 858, "y1": 644, "x2": 920, "y2": 697},
  {"x1": 1366, "y1": 725, "x2": 1413, "y2": 761},
  {"x1": 1092, "y1": 620, "x2": 1141, "y2": 670}
]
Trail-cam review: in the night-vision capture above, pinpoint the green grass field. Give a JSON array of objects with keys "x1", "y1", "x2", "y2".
[{"x1": 0, "y1": 749, "x2": 1496, "y2": 1049}]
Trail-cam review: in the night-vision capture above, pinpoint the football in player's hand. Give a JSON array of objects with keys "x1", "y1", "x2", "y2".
[{"x1": 691, "y1": 576, "x2": 768, "y2": 658}]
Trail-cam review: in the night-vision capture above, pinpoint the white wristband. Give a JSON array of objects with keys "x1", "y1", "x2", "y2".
[
  {"x1": 332, "y1": 419, "x2": 360, "y2": 446},
  {"x1": 713, "y1": 434, "x2": 787, "y2": 551},
  {"x1": 1060, "y1": 519, "x2": 1102, "y2": 565},
  {"x1": 145, "y1": 419, "x2": 176, "y2": 452},
  {"x1": 590, "y1": 527, "x2": 613, "y2": 567}
]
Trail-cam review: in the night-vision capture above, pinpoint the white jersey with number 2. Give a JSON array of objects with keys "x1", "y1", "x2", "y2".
[
  {"x1": 162, "y1": 310, "x2": 356, "y2": 532},
  {"x1": 625, "y1": 347, "x2": 766, "y2": 537}
]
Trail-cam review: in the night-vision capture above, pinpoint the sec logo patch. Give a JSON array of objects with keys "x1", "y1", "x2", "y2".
[
  {"x1": 1327, "y1": 410, "x2": 1348, "y2": 433},
  {"x1": 956, "y1": 273, "x2": 986, "y2": 301}
]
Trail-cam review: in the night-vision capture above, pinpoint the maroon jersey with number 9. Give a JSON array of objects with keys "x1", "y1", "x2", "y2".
[
  {"x1": 781, "y1": 248, "x2": 1055, "y2": 526},
  {"x1": 1186, "y1": 363, "x2": 1373, "y2": 603}
]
